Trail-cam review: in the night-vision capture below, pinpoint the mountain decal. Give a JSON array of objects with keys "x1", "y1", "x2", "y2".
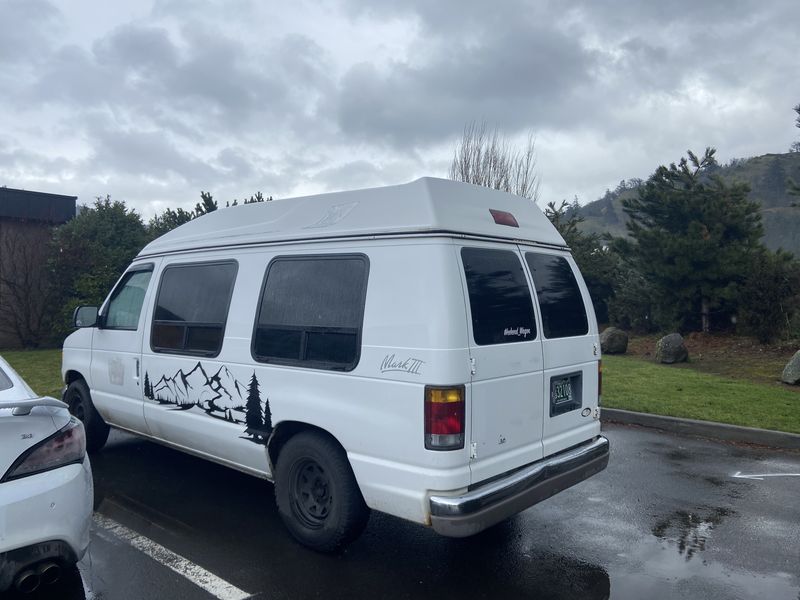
[{"x1": 143, "y1": 362, "x2": 273, "y2": 445}]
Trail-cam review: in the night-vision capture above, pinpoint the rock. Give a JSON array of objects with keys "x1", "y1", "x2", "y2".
[
  {"x1": 600, "y1": 327, "x2": 628, "y2": 354},
  {"x1": 782, "y1": 350, "x2": 800, "y2": 385},
  {"x1": 655, "y1": 333, "x2": 688, "y2": 364}
]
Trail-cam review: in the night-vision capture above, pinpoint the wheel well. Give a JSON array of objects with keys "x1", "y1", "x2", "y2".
[
  {"x1": 64, "y1": 370, "x2": 85, "y2": 386},
  {"x1": 268, "y1": 421, "x2": 343, "y2": 469}
]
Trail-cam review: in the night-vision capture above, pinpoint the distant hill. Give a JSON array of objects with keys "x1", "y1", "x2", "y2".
[{"x1": 578, "y1": 152, "x2": 800, "y2": 256}]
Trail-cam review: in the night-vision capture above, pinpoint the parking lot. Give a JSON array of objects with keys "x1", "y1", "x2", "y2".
[{"x1": 9, "y1": 422, "x2": 799, "y2": 600}]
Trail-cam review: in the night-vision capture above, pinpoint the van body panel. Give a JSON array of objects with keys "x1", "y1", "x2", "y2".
[
  {"x1": 88, "y1": 258, "x2": 161, "y2": 434},
  {"x1": 457, "y1": 242, "x2": 546, "y2": 486}
]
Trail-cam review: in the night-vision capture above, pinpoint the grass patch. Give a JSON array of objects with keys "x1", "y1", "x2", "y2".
[
  {"x1": 603, "y1": 355, "x2": 800, "y2": 434},
  {"x1": 1, "y1": 349, "x2": 63, "y2": 398},
  {"x1": 3, "y1": 348, "x2": 799, "y2": 434}
]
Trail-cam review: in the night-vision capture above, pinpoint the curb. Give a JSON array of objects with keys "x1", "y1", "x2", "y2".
[{"x1": 601, "y1": 408, "x2": 800, "y2": 450}]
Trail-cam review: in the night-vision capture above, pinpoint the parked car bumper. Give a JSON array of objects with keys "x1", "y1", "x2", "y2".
[
  {"x1": 0, "y1": 457, "x2": 93, "y2": 591},
  {"x1": 429, "y1": 435, "x2": 609, "y2": 537}
]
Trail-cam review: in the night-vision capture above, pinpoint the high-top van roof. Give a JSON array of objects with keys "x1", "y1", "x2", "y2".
[{"x1": 138, "y1": 177, "x2": 566, "y2": 257}]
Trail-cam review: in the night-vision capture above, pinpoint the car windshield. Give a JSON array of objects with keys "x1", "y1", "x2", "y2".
[{"x1": 0, "y1": 366, "x2": 12, "y2": 392}]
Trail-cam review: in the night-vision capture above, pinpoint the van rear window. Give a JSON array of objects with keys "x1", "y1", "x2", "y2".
[
  {"x1": 461, "y1": 247, "x2": 536, "y2": 346},
  {"x1": 252, "y1": 255, "x2": 368, "y2": 370},
  {"x1": 525, "y1": 253, "x2": 588, "y2": 338}
]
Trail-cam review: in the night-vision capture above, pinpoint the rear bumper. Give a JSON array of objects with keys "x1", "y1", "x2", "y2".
[
  {"x1": 0, "y1": 458, "x2": 93, "y2": 591},
  {"x1": 429, "y1": 435, "x2": 609, "y2": 537}
]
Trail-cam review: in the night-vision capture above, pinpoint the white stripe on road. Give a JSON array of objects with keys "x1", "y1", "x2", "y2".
[{"x1": 93, "y1": 514, "x2": 251, "y2": 600}]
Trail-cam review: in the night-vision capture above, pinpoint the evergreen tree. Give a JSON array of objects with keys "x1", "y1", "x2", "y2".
[
  {"x1": 245, "y1": 372, "x2": 263, "y2": 434},
  {"x1": 621, "y1": 148, "x2": 763, "y2": 332},
  {"x1": 544, "y1": 199, "x2": 618, "y2": 323},
  {"x1": 148, "y1": 207, "x2": 194, "y2": 239},
  {"x1": 195, "y1": 191, "x2": 218, "y2": 216},
  {"x1": 143, "y1": 372, "x2": 151, "y2": 399}
]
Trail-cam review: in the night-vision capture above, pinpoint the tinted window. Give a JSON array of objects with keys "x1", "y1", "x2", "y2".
[
  {"x1": 0, "y1": 367, "x2": 12, "y2": 391},
  {"x1": 461, "y1": 248, "x2": 536, "y2": 345},
  {"x1": 525, "y1": 253, "x2": 588, "y2": 338},
  {"x1": 253, "y1": 256, "x2": 368, "y2": 370},
  {"x1": 104, "y1": 268, "x2": 152, "y2": 329},
  {"x1": 152, "y1": 262, "x2": 237, "y2": 356}
]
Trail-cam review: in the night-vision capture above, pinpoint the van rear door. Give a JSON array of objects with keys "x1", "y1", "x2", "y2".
[
  {"x1": 523, "y1": 250, "x2": 601, "y2": 457},
  {"x1": 459, "y1": 245, "x2": 545, "y2": 485}
]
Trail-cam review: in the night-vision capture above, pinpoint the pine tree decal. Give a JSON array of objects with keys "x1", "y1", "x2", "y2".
[
  {"x1": 245, "y1": 372, "x2": 264, "y2": 441},
  {"x1": 263, "y1": 396, "x2": 273, "y2": 432},
  {"x1": 144, "y1": 372, "x2": 152, "y2": 399}
]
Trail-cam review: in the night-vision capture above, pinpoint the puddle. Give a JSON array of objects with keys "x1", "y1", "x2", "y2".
[{"x1": 652, "y1": 507, "x2": 735, "y2": 560}]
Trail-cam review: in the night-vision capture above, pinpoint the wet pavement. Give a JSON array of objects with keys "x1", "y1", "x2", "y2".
[{"x1": 8, "y1": 423, "x2": 800, "y2": 599}]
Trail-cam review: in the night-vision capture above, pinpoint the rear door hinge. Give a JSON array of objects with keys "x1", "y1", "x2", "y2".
[
  {"x1": 470, "y1": 442, "x2": 478, "y2": 460},
  {"x1": 469, "y1": 357, "x2": 476, "y2": 376}
]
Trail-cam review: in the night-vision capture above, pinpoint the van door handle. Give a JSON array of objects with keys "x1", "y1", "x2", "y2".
[{"x1": 134, "y1": 358, "x2": 140, "y2": 380}]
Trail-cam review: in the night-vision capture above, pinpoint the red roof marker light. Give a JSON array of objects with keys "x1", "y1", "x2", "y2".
[{"x1": 489, "y1": 209, "x2": 519, "y2": 228}]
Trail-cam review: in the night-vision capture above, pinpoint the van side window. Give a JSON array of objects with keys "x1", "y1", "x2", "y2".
[
  {"x1": 151, "y1": 261, "x2": 238, "y2": 356},
  {"x1": 252, "y1": 255, "x2": 368, "y2": 371},
  {"x1": 104, "y1": 267, "x2": 153, "y2": 330},
  {"x1": 461, "y1": 247, "x2": 536, "y2": 345},
  {"x1": 525, "y1": 253, "x2": 588, "y2": 338}
]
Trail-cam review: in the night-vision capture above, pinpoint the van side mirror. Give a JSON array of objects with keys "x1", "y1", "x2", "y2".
[{"x1": 73, "y1": 306, "x2": 99, "y2": 328}]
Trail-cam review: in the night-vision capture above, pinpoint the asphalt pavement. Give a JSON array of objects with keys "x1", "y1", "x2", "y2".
[{"x1": 7, "y1": 423, "x2": 800, "y2": 600}]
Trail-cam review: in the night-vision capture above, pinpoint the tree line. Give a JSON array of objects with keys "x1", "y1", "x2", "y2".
[{"x1": 3, "y1": 190, "x2": 268, "y2": 347}]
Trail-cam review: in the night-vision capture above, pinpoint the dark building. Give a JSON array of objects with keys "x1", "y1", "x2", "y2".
[{"x1": 0, "y1": 187, "x2": 77, "y2": 348}]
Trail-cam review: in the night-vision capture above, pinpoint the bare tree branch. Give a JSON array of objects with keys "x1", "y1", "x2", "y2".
[
  {"x1": 448, "y1": 122, "x2": 541, "y2": 202},
  {"x1": 0, "y1": 221, "x2": 54, "y2": 347}
]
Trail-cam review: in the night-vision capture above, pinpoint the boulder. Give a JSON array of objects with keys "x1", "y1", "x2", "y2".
[
  {"x1": 655, "y1": 333, "x2": 688, "y2": 364},
  {"x1": 782, "y1": 350, "x2": 800, "y2": 385},
  {"x1": 600, "y1": 327, "x2": 628, "y2": 354}
]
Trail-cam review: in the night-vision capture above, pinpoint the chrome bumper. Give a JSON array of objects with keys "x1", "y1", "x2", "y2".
[{"x1": 429, "y1": 436, "x2": 610, "y2": 537}]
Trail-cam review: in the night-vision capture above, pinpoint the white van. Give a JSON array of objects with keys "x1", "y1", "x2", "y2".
[{"x1": 62, "y1": 177, "x2": 609, "y2": 551}]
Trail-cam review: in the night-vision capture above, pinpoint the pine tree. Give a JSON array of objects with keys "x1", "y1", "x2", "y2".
[
  {"x1": 621, "y1": 148, "x2": 763, "y2": 332},
  {"x1": 143, "y1": 372, "x2": 152, "y2": 399},
  {"x1": 194, "y1": 191, "x2": 218, "y2": 216},
  {"x1": 245, "y1": 372, "x2": 263, "y2": 435}
]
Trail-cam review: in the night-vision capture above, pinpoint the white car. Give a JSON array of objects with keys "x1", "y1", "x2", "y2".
[{"x1": 0, "y1": 356, "x2": 93, "y2": 595}]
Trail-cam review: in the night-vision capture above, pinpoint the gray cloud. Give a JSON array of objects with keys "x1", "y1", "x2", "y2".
[
  {"x1": 1, "y1": 0, "x2": 799, "y2": 214},
  {"x1": 0, "y1": 0, "x2": 61, "y2": 63}
]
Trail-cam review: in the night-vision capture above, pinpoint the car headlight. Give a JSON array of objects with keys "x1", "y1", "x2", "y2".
[{"x1": 1, "y1": 418, "x2": 86, "y2": 482}]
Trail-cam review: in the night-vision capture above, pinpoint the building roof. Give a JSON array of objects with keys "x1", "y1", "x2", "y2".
[
  {"x1": 0, "y1": 187, "x2": 76, "y2": 224},
  {"x1": 138, "y1": 177, "x2": 566, "y2": 257}
]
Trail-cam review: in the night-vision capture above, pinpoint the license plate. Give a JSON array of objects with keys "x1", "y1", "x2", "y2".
[
  {"x1": 550, "y1": 373, "x2": 582, "y2": 416},
  {"x1": 552, "y1": 377, "x2": 572, "y2": 404}
]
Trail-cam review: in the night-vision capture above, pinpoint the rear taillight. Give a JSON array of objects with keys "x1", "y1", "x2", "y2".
[
  {"x1": 425, "y1": 385, "x2": 465, "y2": 451},
  {"x1": 2, "y1": 418, "x2": 86, "y2": 482},
  {"x1": 598, "y1": 360, "x2": 603, "y2": 405}
]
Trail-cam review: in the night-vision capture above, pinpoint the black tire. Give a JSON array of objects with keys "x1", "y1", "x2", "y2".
[
  {"x1": 275, "y1": 431, "x2": 370, "y2": 552},
  {"x1": 65, "y1": 379, "x2": 110, "y2": 453}
]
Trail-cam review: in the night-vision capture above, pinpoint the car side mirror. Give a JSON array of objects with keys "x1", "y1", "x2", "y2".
[{"x1": 73, "y1": 306, "x2": 99, "y2": 328}]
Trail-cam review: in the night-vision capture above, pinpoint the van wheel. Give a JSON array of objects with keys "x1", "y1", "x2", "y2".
[
  {"x1": 275, "y1": 431, "x2": 369, "y2": 552},
  {"x1": 65, "y1": 380, "x2": 110, "y2": 453}
]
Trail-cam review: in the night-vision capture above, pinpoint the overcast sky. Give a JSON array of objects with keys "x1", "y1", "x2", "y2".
[{"x1": 1, "y1": 0, "x2": 799, "y2": 218}]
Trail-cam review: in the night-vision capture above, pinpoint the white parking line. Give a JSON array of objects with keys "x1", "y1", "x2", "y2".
[{"x1": 93, "y1": 514, "x2": 251, "y2": 600}]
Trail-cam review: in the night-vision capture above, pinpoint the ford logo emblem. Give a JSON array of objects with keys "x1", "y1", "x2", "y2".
[{"x1": 581, "y1": 408, "x2": 591, "y2": 417}]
